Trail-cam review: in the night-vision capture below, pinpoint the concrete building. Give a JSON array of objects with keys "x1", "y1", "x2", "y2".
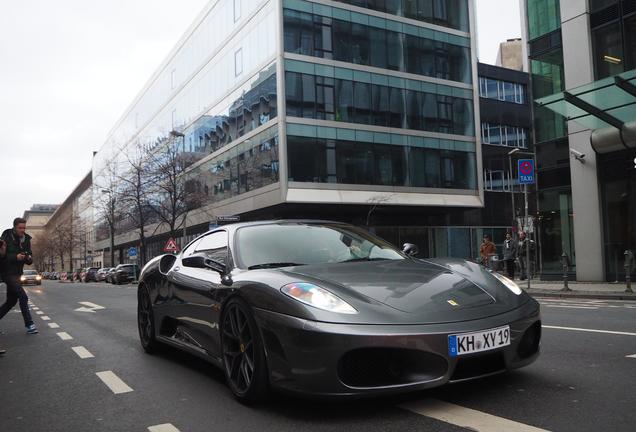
[
  {"x1": 495, "y1": 38, "x2": 524, "y2": 71},
  {"x1": 93, "y1": 0, "x2": 494, "y2": 263},
  {"x1": 520, "y1": 0, "x2": 636, "y2": 281}
]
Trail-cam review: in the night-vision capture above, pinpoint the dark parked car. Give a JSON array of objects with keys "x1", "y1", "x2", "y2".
[
  {"x1": 20, "y1": 269, "x2": 42, "y2": 286},
  {"x1": 81, "y1": 267, "x2": 100, "y2": 282},
  {"x1": 113, "y1": 264, "x2": 139, "y2": 284},
  {"x1": 137, "y1": 220, "x2": 541, "y2": 403}
]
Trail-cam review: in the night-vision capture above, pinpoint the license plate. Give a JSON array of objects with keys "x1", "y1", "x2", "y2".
[{"x1": 448, "y1": 325, "x2": 510, "y2": 357}]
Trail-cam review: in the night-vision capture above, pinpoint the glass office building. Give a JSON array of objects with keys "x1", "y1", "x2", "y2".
[{"x1": 93, "y1": 0, "x2": 482, "y2": 263}]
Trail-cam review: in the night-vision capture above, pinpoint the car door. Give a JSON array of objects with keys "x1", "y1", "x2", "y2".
[{"x1": 170, "y1": 230, "x2": 228, "y2": 357}]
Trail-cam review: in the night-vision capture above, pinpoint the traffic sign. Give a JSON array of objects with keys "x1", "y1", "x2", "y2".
[
  {"x1": 518, "y1": 159, "x2": 535, "y2": 184},
  {"x1": 128, "y1": 247, "x2": 137, "y2": 258},
  {"x1": 216, "y1": 215, "x2": 241, "y2": 225},
  {"x1": 163, "y1": 237, "x2": 180, "y2": 253}
]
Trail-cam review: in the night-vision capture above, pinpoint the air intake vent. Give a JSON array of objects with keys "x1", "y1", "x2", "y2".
[
  {"x1": 591, "y1": 4, "x2": 620, "y2": 28},
  {"x1": 623, "y1": 0, "x2": 636, "y2": 15}
]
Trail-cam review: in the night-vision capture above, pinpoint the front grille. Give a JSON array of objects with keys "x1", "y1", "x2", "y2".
[
  {"x1": 451, "y1": 351, "x2": 505, "y2": 381},
  {"x1": 339, "y1": 348, "x2": 447, "y2": 388}
]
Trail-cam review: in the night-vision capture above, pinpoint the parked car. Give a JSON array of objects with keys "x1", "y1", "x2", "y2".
[
  {"x1": 112, "y1": 264, "x2": 139, "y2": 284},
  {"x1": 106, "y1": 267, "x2": 118, "y2": 284},
  {"x1": 96, "y1": 267, "x2": 112, "y2": 282},
  {"x1": 20, "y1": 269, "x2": 42, "y2": 286},
  {"x1": 81, "y1": 267, "x2": 100, "y2": 282}
]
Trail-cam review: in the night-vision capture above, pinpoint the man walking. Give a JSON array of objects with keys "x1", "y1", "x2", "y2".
[
  {"x1": 503, "y1": 232, "x2": 518, "y2": 279},
  {"x1": 479, "y1": 235, "x2": 497, "y2": 268},
  {"x1": 0, "y1": 217, "x2": 38, "y2": 335},
  {"x1": 0, "y1": 237, "x2": 6, "y2": 356}
]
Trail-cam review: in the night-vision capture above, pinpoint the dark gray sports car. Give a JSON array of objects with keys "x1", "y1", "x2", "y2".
[{"x1": 137, "y1": 220, "x2": 541, "y2": 402}]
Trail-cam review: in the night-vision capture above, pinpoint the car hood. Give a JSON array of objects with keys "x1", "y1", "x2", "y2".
[{"x1": 281, "y1": 259, "x2": 530, "y2": 324}]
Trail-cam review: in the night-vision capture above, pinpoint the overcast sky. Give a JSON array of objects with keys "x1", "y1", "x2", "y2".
[{"x1": 0, "y1": 0, "x2": 521, "y2": 229}]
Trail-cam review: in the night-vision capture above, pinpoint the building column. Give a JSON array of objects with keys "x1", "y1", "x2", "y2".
[{"x1": 560, "y1": 1, "x2": 605, "y2": 281}]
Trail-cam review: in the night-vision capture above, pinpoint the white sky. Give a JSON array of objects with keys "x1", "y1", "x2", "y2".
[{"x1": 0, "y1": 0, "x2": 521, "y2": 229}]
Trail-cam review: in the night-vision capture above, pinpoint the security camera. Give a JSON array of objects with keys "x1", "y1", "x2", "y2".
[{"x1": 569, "y1": 148, "x2": 586, "y2": 163}]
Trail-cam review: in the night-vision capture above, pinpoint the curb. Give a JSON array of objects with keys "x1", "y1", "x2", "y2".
[{"x1": 527, "y1": 289, "x2": 636, "y2": 300}]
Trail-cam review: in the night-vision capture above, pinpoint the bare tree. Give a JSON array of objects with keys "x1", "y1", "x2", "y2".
[
  {"x1": 115, "y1": 144, "x2": 153, "y2": 265},
  {"x1": 147, "y1": 135, "x2": 203, "y2": 242},
  {"x1": 94, "y1": 160, "x2": 120, "y2": 267},
  {"x1": 31, "y1": 236, "x2": 54, "y2": 271},
  {"x1": 366, "y1": 194, "x2": 395, "y2": 227}
]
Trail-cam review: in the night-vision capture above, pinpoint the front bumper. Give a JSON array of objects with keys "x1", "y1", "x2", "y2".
[
  {"x1": 21, "y1": 279, "x2": 41, "y2": 285},
  {"x1": 254, "y1": 300, "x2": 540, "y2": 397}
]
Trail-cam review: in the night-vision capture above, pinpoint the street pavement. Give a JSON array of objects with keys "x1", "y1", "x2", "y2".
[{"x1": 0, "y1": 280, "x2": 635, "y2": 432}]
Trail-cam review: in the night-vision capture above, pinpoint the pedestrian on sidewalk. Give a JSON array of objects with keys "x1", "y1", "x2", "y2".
[
  {"x1": 503, "y1": 232, "x2": 518, "y2": 279},
  {"x1": 480, "y1": 235, "x2": 497, "y2": 268},
  {"x1": 0, "y1": 237, "x2": 6, "y2": 356},
  {"x1": 0, "y1": 217, "x2": 38, "y2": 335},
  {"x1": 518, "y1": 231, "x2": 535, "y2": 280}
]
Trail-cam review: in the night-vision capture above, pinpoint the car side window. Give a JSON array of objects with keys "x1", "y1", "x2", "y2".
[
  {"x1": 182, "y1": 238, "x2": 202, "y2": 258},
  {"x1": 195, "y1": 231, "x2": 228, "y2": 264}
]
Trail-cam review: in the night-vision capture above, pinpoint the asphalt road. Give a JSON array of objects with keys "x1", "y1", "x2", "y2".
[{"x1": 1, "y1": 280, "x2": 635, "y2": 432}]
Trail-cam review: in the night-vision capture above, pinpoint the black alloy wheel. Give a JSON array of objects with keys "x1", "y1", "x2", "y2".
[
  {"x1": 221, "y1": 298, "x2": 269, "y2": 403},
  {"x1": 137, "y1": 286, "x2": 159, "y2": 353}
]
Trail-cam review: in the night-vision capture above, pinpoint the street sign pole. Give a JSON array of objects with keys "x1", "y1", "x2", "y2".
[
  {"x1": 525, "y1": 184, "x2": 530, "y2": 291},
  {"x1": 518, "y1": 159, "x2": 535, "y2": 290}
]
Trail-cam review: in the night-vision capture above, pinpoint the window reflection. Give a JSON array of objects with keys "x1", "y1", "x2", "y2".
[
  {"x1": 287, "y1": 135, "x2": 476, "y2": 189},
  {"x1": 186, "y1": 126, "x2": 279, "y2": 204},
  {"x1": 284, "y1": 9, "x2": 471, "y2": 83},
  {"x1": 286, "y1": 71, "x2": 474, "y2": 136}
]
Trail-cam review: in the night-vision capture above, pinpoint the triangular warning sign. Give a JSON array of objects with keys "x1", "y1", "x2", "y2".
[{"x1": 163, "y1": 237, "x2": 180, "y2": 253}]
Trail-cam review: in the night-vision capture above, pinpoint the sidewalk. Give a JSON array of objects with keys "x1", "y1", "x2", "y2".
[{"x1": 520, "y1": 279, "x2": 636, "y2": 300}]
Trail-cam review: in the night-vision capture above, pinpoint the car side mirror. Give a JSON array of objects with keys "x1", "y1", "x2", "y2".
[
  {"x1": 403, "y1": 243, "x2": 419, "y2": 257},
  {"x1": 182, "y1": 253, "x2": 226, "y2": 275}
]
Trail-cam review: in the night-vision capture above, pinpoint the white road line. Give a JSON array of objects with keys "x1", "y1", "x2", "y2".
[
  {"x1": 56, "y1": 332, "x2": 73, "y2": 340},
  {"x1": 96, "y1": 371, "x2": 133, "y2": 394},
  {"x1": 79, "y1": 301, "x2": 105, "y2": 310},
  {"x1": 71, "y1": 346, "x2": 95, "y2": 359},
  {"x1": 41, "y1": 316, "x2": 51, "y2": 321},
  {"x1": 48, "y1": 323, "x2": 60, "y2": 329},
  {"x1": 35, "y1": 311, "x2": 44, "y2": 315},
  {"x1": 543, "y1": 325, "x2": 636, "y2": 336},
  {"x1": 399, "y1": 398, "x2": 550, "y2": 432},
  {"x1": 544, "y1": 305, "x2": 599, "y2": 310},
  {"x1": 148, "y1": 424, "x2": 181, "y2": 432},
  {"x1": 627, "y1": 354, "x2": 636, "y2": 358},
  {"x1": 32, "y1": 307, "x2": 40, "y2": 310}
]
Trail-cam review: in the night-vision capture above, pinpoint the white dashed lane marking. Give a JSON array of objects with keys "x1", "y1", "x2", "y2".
[
  {"x1": 400, "y1": 398, "x2": 550, "y2": 432},
  {"x1": 35, "y1": 311, "x2": 44, "y2": 315},
  {"x1": 56, "y1": 332, "x2": 73, "y2": 340},
  {"x1": 96, "y1": 371, "x2": 133, "y2": 394},
  {"x1": 148, "y1": 424, "x2": 181, "y2": 432},
  {"x1": 71, "y1": 346, "x2": 95, "y2": 359},
  {"x1": 41, "y1": 316, "x2": 50, "y2": 321},
  {"x1": 48, "y1": 323, "x2": 60, "y2": 329},
  {"x1": 543, "y1": 325, "x2": 636, "y2": 337},
  {"x1": 627, "y1": 354, "x2": 636, "y2": 359}
]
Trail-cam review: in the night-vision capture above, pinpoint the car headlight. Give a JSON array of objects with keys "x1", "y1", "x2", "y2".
[
  {"x1": 491, "y1": 271, "x2": 522, "y2": 295},
  {"x1": 36, "y1": 275, "x2": 42, "y2": 280},
  {"x1": 20, "y1": 276, "x2": 26, "y2": 281},
  {"x1": 281, "y1": 282, "x2": 358, "y2": 314}
]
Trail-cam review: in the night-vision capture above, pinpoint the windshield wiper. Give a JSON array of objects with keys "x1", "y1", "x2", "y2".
[{"x1": 248, "y1": 262, "x2": 305, "y2": 270}]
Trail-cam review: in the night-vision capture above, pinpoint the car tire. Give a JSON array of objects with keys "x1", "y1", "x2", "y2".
[
  {"x1": 137, "y1": 285, "x2": 160, "y2": 354},
  {"x1": 220, "y1": 297, "x2": 269, "y2": 404}
]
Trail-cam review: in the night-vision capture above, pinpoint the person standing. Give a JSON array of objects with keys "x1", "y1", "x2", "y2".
[
  {"x1": 479, "y1": 235, "x2": 497, "y2": 268},
  {"x1": 503, "y1": 232, "x2": 518, "y2": 279},
  {"x1": 518, "y1": 231, "x2": 535, "y2": 280},
  {"x1": 0, "y1": 217, "x2": 38, "y2": 334},
  {"x1": 0, "y1": 237, "x2": 6, "y2": 356}
]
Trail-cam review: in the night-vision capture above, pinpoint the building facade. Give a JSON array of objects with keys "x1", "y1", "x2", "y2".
[
  {"x1": 521, "y1": 0, "x2": 636, "y2": 281},
  {"x1": 93, "y1": 0, "x2": 492, "y2": 263}
]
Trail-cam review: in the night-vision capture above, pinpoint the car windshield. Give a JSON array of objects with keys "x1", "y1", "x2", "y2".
[
  {"x1": 24, "y1": 270, "x2": 38, "y2": 275},
  {"x1": 236, "y1": 223, "x2": 404, "y2": 269}
]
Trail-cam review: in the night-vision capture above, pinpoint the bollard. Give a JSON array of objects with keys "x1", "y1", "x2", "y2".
[
  {"x1": 625, "y1": 250, "x2": 634, "y2": 294},
  {"x1": 561, "y1": 252, "x2": 571, "y2": 292}
]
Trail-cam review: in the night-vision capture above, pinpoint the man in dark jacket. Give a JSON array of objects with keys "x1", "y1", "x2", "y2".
[
  {"x1": 0, "y1": 217, "x2": 38, "y2": 335},
  {"x1": 503, "y1": 232, "x2": 518, "y2": 279}
]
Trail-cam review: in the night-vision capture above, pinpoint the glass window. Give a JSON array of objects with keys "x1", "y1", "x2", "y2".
[
  {"x1": 336, "y1": 79, "x2": 354, "y2": 122},
  {"x1": 234, "y1": 48, "x2": 243, "y2": 77},
  {"x1": 590, "y1": 0, "x2": 617, "y2": 12},
  {"x1": 527, "y1": 0, "x2": 561, "y2": 41},
  {"x1": 593, "y1": 22, "x2": 624, "y2": 79},
  {"x1": 353, "y1": 81, "x2": 372, "y2": 123},
  {"x1": 195, "y1": 231, "x2": 228, "y2": 264},
  {"x1": 288, "y1": 137, "x2": 328, "y2": 182},
  {"x1": 371, "y1": 84, "x2": 390, "y2": 126},
  {"x1": 234, "y1": 0, "x2": 241, "y2": 22},
  {"x1": 625, "y1": 15, "x2": 636, "y2": 73},
  {"x1": 369, "y1": 27, "x2": 388, "y2": 69}
]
